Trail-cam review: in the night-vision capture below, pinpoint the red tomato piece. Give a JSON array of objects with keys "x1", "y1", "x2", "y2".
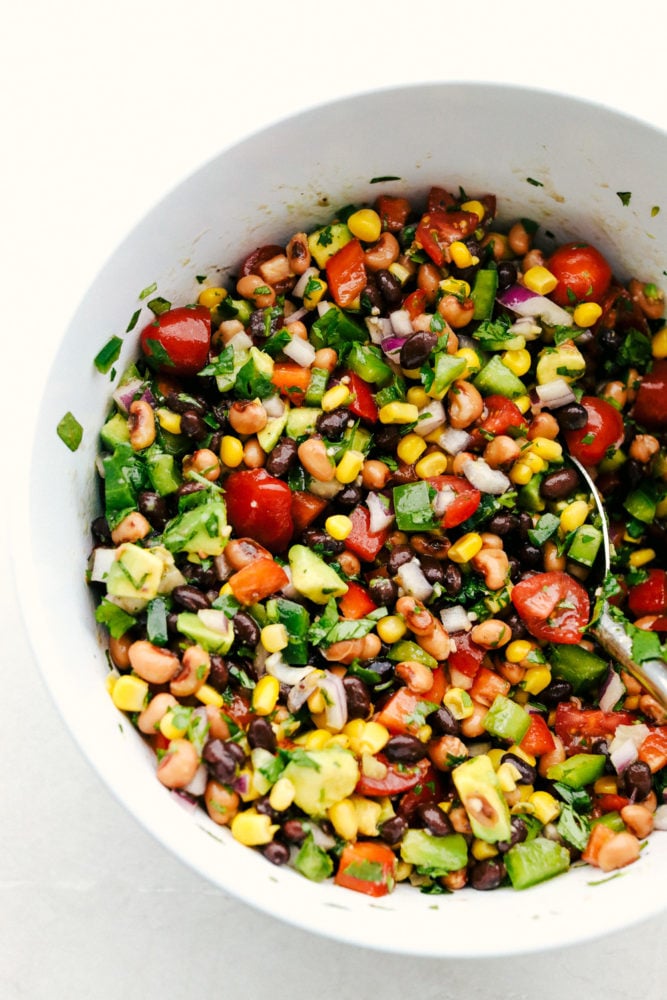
[
  {"x1": 344, "y1": 505, "x2": 389, "y2": 562},
  {"x1": 355, "y1": 755, "x2": 432, "y2": 796},
  {"x1": 446, "y1": 632, "x2": 486, "y2": 678},
  {"x1": 375, "y1": 195, "x2": 412, "y2": 233},
  {"x1": 595, "y1": 793, "x2": 631, "y2": 813},
  {"x1": 221, "y1": 692, "x2": 253, "y2": 729},
  {"x1": 290, "y1": 491, "x2": 329, "y2": 535},
  {"x1": 428, "y1": 475, "x2": 482, "y2": 529},
  {"x1": 228, "y1": 558, "x2": 289, "y2": 605},
  {"x1": 375, "y1": 669, "x2": 445, "y2": 736},
  {"x1": 469, "y1": 667, "x2": 511, "y2": 707},
  {"x1": 334, "y1": 841, "x2": 397, "y2": 897},
  {"x1": 470, "y1": 394, "x2": 527, "y2": 446},
  {"x1": 637, "y1": 727, "x2": 667, "y2": 772},
  {"x1": 140, "y1": 306, "x2": 211, "y2": 376},
  {"x1": 554, "y1": 704, "x2": 637, "y2": 750},
  {"x1": 224, "y1": 469, "x2": 293, "y2": 553},
  {"x1": 633, "y1": 358, "x2": 667, "y2": 429},
  {"x1": 511, "y1": 571, "x2": 590, "y2": 644},
  {"x1": 627, "y1": 569, "x2": 667, "y2": 617},
  {"x1": 338, "y1": 582, "x2": 377, "y2": 620},
  {"x1": 402, "y1": 289, "x2": 428, "y2": 321},
  {"x1": 546, "y1": 242, "x2": 613, "y2": 306},
  {"x1": 415, "y1": 209, "x2": 479, "y2": 267},
  {"x1": 564, "y1": 396, "x2": 624, "y2": 467},
  {"x1": 397, "y1": 764, "x2": 442, "y2": 822},
  {"x1": 345, "y1": 371, "x2": 379, "y2": 423},
  {"x1": 326, "y1": 239, "x2": 367, "y2": 308},
  {"x1": 519, "y1": 713, "x2": 556, "y2": 757}
]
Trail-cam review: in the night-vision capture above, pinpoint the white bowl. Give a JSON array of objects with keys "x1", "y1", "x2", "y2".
[{"x1": 16, "y1": 82, "x2": 667, "y2": 957}]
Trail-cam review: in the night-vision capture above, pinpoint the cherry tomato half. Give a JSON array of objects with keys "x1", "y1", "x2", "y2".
[
  {"x1": 223, "y1": 469, "x2": 293, "y2": 554},
  {"x1": 547, "y1": 242, "x2": 613, "y2": 307},
  {"x1": 511, "y1": 571, "x2": 590, "y2": 644},
  {"x1": 627, "y1": 569, "x2": 667, "y2": 616},
  {"x1": 415, "y1": 209, "x2": 480, "y2": 267},
  {"x1": 633, "y1": 358, "x2": 667, "y2": 429},
  {"x1": 564, "y1": 396, "x2": 624, "y2": 467},
  {"x1": 140, "y1": 305, "x2": 211, "y2": 376},
  {"x1": 428, "y1": 475, "x2": 482, "y2": 529}
]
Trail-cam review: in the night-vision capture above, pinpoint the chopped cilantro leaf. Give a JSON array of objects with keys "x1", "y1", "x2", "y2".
[
  {"x1": 126, "y1": 309, "x2": 141, "y2": 333},
  {"x1": 370, "y1": 175, "x2": 401, "y2": 184},
  {"x1": 147, "y1": 296, "x2": 171, "y2": 316},
  {"x1": 617, "y1": 191, "x2": 632, "y2": 206},
  {"x1": 526, "y1": 177, "x2": 544, "y2": 187},
  {"x1": 94, "y1": 335, "x2": 123, "y2": 374}
]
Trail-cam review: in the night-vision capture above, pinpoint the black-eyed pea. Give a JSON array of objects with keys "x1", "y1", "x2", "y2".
[
  {"x1": 313, "y1": 348, "x2": 338, "y2": 372},
  {"x1": 437, "y1": 294, "x2": 475, "y2": 329},
  {"x1": 138, "y1": 692, "x2": 178, "y2": 734},
  {"x1": 128, "y1": 640, "x2": 180, "y2": 685},
  {"x1": 204, "y1": 779, "x2": 240, "y2": 826},
  {"x1": 527, "y1": 412, "x2": 559, "y2": 441},
  {"x1": 620, "y1": 803, "x2": 654, "y2": 839},
  {"x1": 205, "y1": 705, "x2": 231, "y2": 741},
  {"x1": 416, "y1": 620, "x2": 450, "y2": 661},
  {"x1": 109, "y1": 633, "x2": 133, "y2": 670},
  {"x1": 170, "y1": 644, "x2": 211, "y2": 698},
  {"x1": 395, "y1": 595, "x2": 434, "y2": 635},
  {"x1": 479, "y1": 532, "x2": 503, "y2": 550},
  {"x1": 508, "y1": 221, "x2": 533, "y2": 256},
  {"x1": 459, "y1": 700, "x2": 488, "y2": 738},
  {"x1": 364, "y1": 232, "x2": 400, "y2": 272},
  {"x1": 471, "y1": 548, "x2": 509, "y2": 590},
  {"x1": 543, "y1": 539, "x2": 567, "y2": 573},
  {"x1": 156, "y1": 738, "x2": 200, "y2": 789},
  {"x1": 429, "y1": 735, "x2": 469, "y2": 771},
  {"x1": 128, "y1": 399, "x2": 156, "y2": 451},
  {"x1": 470, "y1": 619, "x2": 512, "y2": 650},
  {"x1": 183, "y1": 448, "x2": 222, "y2": 482},
  {"x1": 228, "y1": 400, "x2": 268, "y2": 436},
  {"x1": 337, "y1": 550, "x2": 361, "y2": 577},
  {"x1": 639, "y1": 694, "x2": 667, "y2": 722},
  {"x1": 522, "y1": 248, "x2": 545, "y2": 270},
  {"x1": 297, "y1": 437, "x2": 335, "y2": 481},
  {"x1": 629, "y1": 434, "x2": 660, "y2": 464},
  {"x1": 236, "y1": 273, "x2": 276, "y2": 307},
  {"x1": 323, "y1": 633, "x2": 382, "y2": 664},
  {"x1": 447, "y1": 380, "x2": 484, "y2": 429},
  {"x1": 396, "y1": 660, "x2": 435, "y2": 694},
  {"x1": 242, "y1": 438, "x2": 266, "y2": 469},
  {"x1": 451, "y1": 451, "x2": 476, "y2": 475},
  {"x1": 286, "y1": 232, "x2": 311, "y2": 275},
  {"x1": 483, "y1": 435, "x2": 521, "y2": 469},
  {"x1": 111, "y1": 511, "x2": 152, "y2": 545}
]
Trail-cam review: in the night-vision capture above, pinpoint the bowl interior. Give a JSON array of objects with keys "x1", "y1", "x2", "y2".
[{"x1": 17, "y1": 82, "x2": 667, "y2": 957}]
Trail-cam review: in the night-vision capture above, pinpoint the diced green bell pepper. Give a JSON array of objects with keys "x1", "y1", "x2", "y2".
[
  {"x1": 624, "y1": 488, "x2": 657, "y2": 524},
  {"x1": 392, "y1": 481, "x2": 438, "y2": 532},
  {"x1": 483, "y1": 694, "x2": 531, "y2": 743},
  {"x1": 505, "y1": 837, "x2": 570, "y2": 890},
  {"x1": 266, "y1": 597, "x2": 310, "y2": 665},
  {"x1": 309, "y1": 305, "x2": 366, "y2": 351},
  {"x1": 548, "y1": 644, "x2": 609, "y2": 694},
  {"x1": 347, "y1": 343, "x2": 393, "y2": 385},
  {"x1": 471, "y1": 268, "x2": 499, "y2": 321},
  {"x1": 473, "y1": 355, "x2": 527, "y2": 398},
  {"x1": 546, "y1": 753, "x2": 606, "y2": 789},
  {"x1": 429, "y1": 353, "x2": 467, "y2": 398},
  {"x1": 388, "y1": 640, "x2": 437, "y2": 670},
  {"x1": 304, "y1": 367, "x2": 330, "y2": 406}
]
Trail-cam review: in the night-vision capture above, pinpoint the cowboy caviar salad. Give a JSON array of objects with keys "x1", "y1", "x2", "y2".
[{"x1": 88, "y1": 185, "x2": 667, "y2": 897}]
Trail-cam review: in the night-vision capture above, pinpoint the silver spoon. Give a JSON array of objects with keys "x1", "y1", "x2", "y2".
[{"x1": 569, "y1": 454, "x2": 667, "y2": 707}]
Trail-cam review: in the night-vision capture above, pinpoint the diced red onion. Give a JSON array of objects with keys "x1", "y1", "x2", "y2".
[
  {"x1": 227, "y1": 331, "x2": 253, "y2": 352},
  {"x1": 396, "y1": 557, "x2": 433, "y2": 601},
  {"x1": 653, "y1": 804, "x2": 667, "y2": 831},
  {"x1": 233, "y1": 772, "x2": 251, "y2": 796},
  {"x1": 380, "y1": 335, "x2": 408, "y2": 359},
  {"x1": 367, "y1": 491, "x2": 395, "y2": 533},
  {"x1": 610, "y1": 739, "x2": 638, "y2": 774},
  {"x1": 498, "y1": 283, "x2": 572, "y2": 326},
  {"x1": 535, "y1": 378, "x2": 577, "y2": 410},
  {"x1": 90, "y1": 547, "x2": 116, "y2": 583},
  {"x1": 183, "y1": 763, "x2": 208, "y2": 797},
  {"x1": 266, "y1": 653, "x2": 315, "y2": 686},
  {"x1": 366, "y1": 316, "x2": 392, "y2": 344},
  {"x1": 414, "y1": 400, "x2": 446, "y2": 437},
  {"x1": 438, "y1": 427, "x2": 472, "y2": 455},
  {"x1": 112, "y1": 376, "x2": 146, "y2": 414},
  {"x1": 293, "y1": 267, "x2": 318, "y2": 298},
  {"x1": 319, "y1": 671, "x2": 348, "y2": 732},
  {"x1": 283, "y1": 335, "x2": 316, "y2": 367},
  {"x1": 440, "y1": 605, "x2": 471, "y2": 634},
  {"x1": 433, "y1": 486, "x2": 456, "y2": 518},
  {"x1": 598, "y1": 669, "x2": 627, "y2": 714},
  {"x1": 170, "y1": 790, "x2": 198, "y2": 814},
  {"x1": 198, "y1": 609, "x2": 233, "y2": 636},
  {"x1": 389, "y1": 309, "x2": 414, "y2": 337},
  {"x1": 279, "y1": 564, "x2": 299, "y2": 600},
  {"x1": 287, "y1": 670, "x2": 321, "y2": 712},
  {"x1": 609, "y1": 723, "x2": 651, "y2": 774},
  {"x1": 462, "y1": 458, "x2": 510, "y2": 496},
  {"x1": 285, "y1": 305, "x2": 308, "y2": 326}
]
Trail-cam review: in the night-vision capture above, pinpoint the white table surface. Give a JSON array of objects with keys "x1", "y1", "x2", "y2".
[{"x1": 4, "y1": 2, "x2": 667, "y2": 996}]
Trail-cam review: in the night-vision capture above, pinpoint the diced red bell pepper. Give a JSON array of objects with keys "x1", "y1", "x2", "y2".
[
  {"x1": 271, "y1": 361, "x2": 312, "y2": 406},
  {"x1": 415, "y1": 208, "x2": 480, "y2": 267},
  {"x1": 334, "y1": 841, "x2": 397, "y2": 897},
  {"x1": 446, "y1": 632, "x2": 486, "y2": 679},
  {"x1": 637, "y1": 727, "x2": 667, "y2": 772},
  {"x1": 470, "y1": 394, "x2": 528, "y2": 445},
  {"x1": 344, "y1": 504, "x2": 389, "y2": 562},
  {"x1": 554, "y1": 704, "x2": 637, "y2": 751},
  {"x1": 326, "y1": 238, "x2": 367, "y2": 308},
  {"x1": 221, "y1": 691, "x2": 253, "y2": 729},
  {"x1": 519, "y1": 713, "x2": 556, "y2": 757},
  {"x1": 345, "y1": 371, "x2": 379, "y2": 423},
  {"x1": 469, "y1": 666, "x2": 511, "y2": 707},
  {"x1": 627, "y1": 569, "x2": 667, "y2": 617},
  {"x1": 595, "y1": 793, "x2": 631, "y2": 814},
  {"x1": 290, "y1": 491, "x2": 329, "y2": 535},
  {"x1": 338, "y1": 581, "x2": 377, "y2": 620}
]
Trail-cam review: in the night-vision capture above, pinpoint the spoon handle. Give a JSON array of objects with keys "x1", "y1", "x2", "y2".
[{"x1": 594, "y1": 603, "x2": 667, "y2": 707}]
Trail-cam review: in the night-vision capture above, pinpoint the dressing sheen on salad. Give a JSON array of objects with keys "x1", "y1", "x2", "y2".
[{"x1": 89, "y1": 185, "x2": 667, "y2": 897}]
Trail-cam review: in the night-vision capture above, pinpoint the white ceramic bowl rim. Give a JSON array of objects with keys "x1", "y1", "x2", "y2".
[{"x1": 14, "y1": 81, "x2": 667, "y2": 958}]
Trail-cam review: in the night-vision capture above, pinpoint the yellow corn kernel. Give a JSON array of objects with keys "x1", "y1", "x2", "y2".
[
  {"x1": 156, "y1": 407, "x2": 183, "y2": 435},
  {"x1": 406, "y1": 386, "x2": 431, "y2": 408},
  {"x1": 502, "y1": 348, "x2": 532, "y2": 377},
  {"x1": 522, "y1": 451, "x2": 546, "y2": 474},
  {"x1": 443, "y1": 687, "x2": 474, "y2": 720},
  {"x1": 508, "y1": 745, "x2": 536, "y2": 767},
  {"x1": 220, "y1": 435, "x2": 244, "y2": 468},
  {"x1": 448, "y1": 532, "x2": 484, "y2": 563},
  {"x1": 449, "y1": 241, "x2": 478, "y2": 269},
  {"x1": 230, "y1": 809, "x2": 278, "y2": 846},
  {"x1": 159, "y1": 709, "x2": 188, "y2": 741},
  {"x1": 628, "y1": 548, "x2": 656, "y2": 568},
  {"x1": 417, "y1": 724, "x2": 433, "y2": 743},
  {"x1": 303, "y1": 276, "x2": 328, "y2": 310},
  {"x1": 110, "y1": 675, "x2": 148, "y2": 712},
  {"x1": 252, "y1": 674, "x2": 280, "y2": 715},
  {"x1": 307, "y1": 688, "x2": 326, "y2": 714},
  {"x1": 497, "y1": 761, "x2": 521, "y2": 792},
  {"x1": 328, "y1": 798, "x2": 359, "y2": 841},
  {"x1": 506, "y1": 640, "x2": 534, "y2": 664},
  {"x1": 395, "y1": 860, "x2": 413, "y2": 882},
  {"x1": 389, "y1": 262, "x2": 412, "y2": 286},
  {"x1": 487, "y1": 748, "x2": 506, "y2": 771},
  {"x1": 302, "y1": 728, "x2": 333, "y2": 750},
  {"x1": 656, "y1": 497, "x2": 667, "y2": 519},
  {"x1": 439, "y1": 277, "x2": 471, "y2": 299},
  {"x1": 377, "y1": 614, "x2": 407, "y2": 644},
  {"x1": 415, "y1": 451, "x2": 448, "y2": 479},
  {"x1": 397, "y1": 432, "x2": 427, "y2": 465},
  {"x1": 379, "y1": 401, "x2": 419, "y2": 424},
  {"x1": 573, "y1": 302, "x2": 603, "y2": 328},
  {"x1": 593, "y1": 776, "x2": 618, "y2": 796},
  {"x1": 511, "y1": 785, "x2": 535, "y2": 806},
  {"x1": 514, "y1": 689, "x2": 530, "y2": 705},
  {"x1": 323, "y1": 514, "x2": 352, "y2": 542},
  {"x1": 195, "y1": 683, "x2": 224, "y2": 708},
  {"x1": 514, "y1": 394, "x2": 531, "y2": 414},
  {"x1": 197, "y1": 286, "x2": 228, "y2": 309},
  {"x1": 529, "y1": 437, "x2": 563, "y2": 463},
  {"x1": 559, "y1": 499, "x2": 590, "y2": 533},
  {"x1": 461, "y1": 199, "x2": 485, "y2": 222},
  {"x1": 472, "y1": 839, "x2": 499, "y2": 861},
  {"x1": 523, "y1": 266, "x2": 558, "y2": 295},
  {"x1": 335, "y1": 449, "x2": 365, "y2": 484},
  {"x1": 328, "y1": 733, "x2": 351, "y2": 749},
  {"x1": 509, "y1": 461, "x2": 533, "y2": 486},
  {"x1": 624, "y1": 695, "x2": 640, "y2": 711},
  {"x1": 351, "y1": 795, "x2": 383, "y2": 837},
  {"x1": 343, "y1": 718, "x2": 366, "y2": 741},
  {"x1": 269, "y1": 777, "x2": 296, "y2": 812},
  {"x1": 358, "y1": 721, "x2": 391, "y2": 756},
  {"x1": 455, "y1": 346, "x2": 482, "y2": 375},
  {"x1": 260, "y1": 624, "x2": 289, "y2": 655},
  {"x1": 529, "y1": 791, "x2": 561, "y2": 825},
  {"x1": 651, "y1": 326, "x2": 667, "y2": 359},
  {"x1": 522, "y1": 666, "x2": 552, "y2": 695},
  {"x1": 321, "y1": 383, "x2": 352, "y2": 412},
  {"x1": 347, "y1": 208, "x2": 382, "y2": 243}
]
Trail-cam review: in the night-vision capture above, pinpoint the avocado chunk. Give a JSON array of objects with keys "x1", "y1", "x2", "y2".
[
  {"x1": 161, "y1": 497, "x2": 229, "y2": 557},
  {"x1": 307, "y1": 222, "x2": 353, "y2": 268},
  {"x1": 176, "y1": 609, "x2": 234, "y2": 655},
  {"x1": 106, "y1": 542, "x2": 164, "y2": 601},
  {"x1": 288, "y1": 545, "x2": 348, "y2": 604},
  {"x1": 452, "y1": 754, "x2": 512, "y2": 844},
  {"x1": 100, "y1": 411, "x2": 130, "y2": 450},
  {"x1": 257, "y1": 409, "x2": 288, "y2": 453},
  {"x1": 293, "y1": 833, "x2": 334, "y2": 882},
  {"x1": 282, "y1": 746, "x2": 359, "y2": 816},
  {"x1": 400, "y1": 829, "x2": 468, "y2": 875}
]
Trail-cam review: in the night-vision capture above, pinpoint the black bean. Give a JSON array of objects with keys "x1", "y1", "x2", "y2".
[
  {"x1": 176, "y1": 481, "x2": 207, "y2": 503},
  {"x1": 281, "y1": 819, "x2": 308, "y2": 844},
  {"x1": 369, "y1": 577, "x2": 398, "y2": 607},
  {"x1": 598, "y1": 328, "x2": 623, "y2": 355},
  {"x1": 376, "y1": 268, "x2": 403, "y2": 308},
  {"x1": 343, "y1": 676, "x2": 372, "y2": 719},
  {"x1": 261, "y1": 841, "x2": 290, "y2": 866},
  {"x1": 301, "y1": 528, "x2": 345, "y2": 555},
  {"x1": 180, "y1": 410, "x2": 208, "y2": 440},
  {"x1": 182, "y1": 561, "x2": 219, "y2": 590},
  {"x1": 203, "y1": 739, "x2": 243, "y2": 783},
  {"x1": 508, "y1": 556, "x2": 522, "y2": 582},
  {"x1": 411, "y1": 535, "x2": 451, "y2": 559},
  {"x1": 249, "y1": 307, "x2": 282, "y2": 340},
  {"x1": 487, "y1": 511, "x2": 519, "y2": 536},
  {"x1": 171, "y1": 584, "x2": 211, "y2": 612},
  {"x1": 208, "y1": 654, "x2": 229, "y2": 691},
  {"x1": 540, "y1": 677, "x2": 573, "y2": 705},
  {"x1": 420, "y1": 556, "x2": 445, "y2": 585},
  {"x1": 387, "y1": 544, "x2": 414, "y2": 575},
  {"x1": 418, "y1": 803, "x2": 453, "y2": 836},
  {"x1": 441, "y1": 563, "x2": 462, "y2": 598},
  {"x1": 625, "y1": 459, "x2": 644, "y2": 490},
  {"x1": 316, "y1": 407, "x2": 350, "y2": 440},
  {"x1": 379, "y1": 815, "x2": 408, "y2": 846},
  {"x1": 265, "y1": 437, "x2": 298, "y2": 477},
  {"x1": 621, "y1": 760, "x2": 653, "y2": 801},
  {"x1": 517, "y1": 511, "x2": 534, "y2": 541},
  {"x1": 497, "y1": 816, "x2": 529, "y2": 853},
  {"x1": 400, "y1": 330, "x2": 437, "y2": 370},
  {"x1": 373, "y1": 424, "x2": 401, "y2": 452},
  {"x1": 540, "y1": 467, "x2": 581, "y2": 500},
  {"x1": 502, "y1": 609, "x2": 527, "y2": 640},
  {"x1": 360, "y1": 278, "x2": 383, "y2": 314},
  {"x1": 497, "y1": 261, "x2": 518, "y2": 290},
  {"x1": 431, "y1": 706, "x2": 461, "y2": 737},
  {"x1": 247, "y1": 717, "x2": 277, "y2": 752},
  {"x1": 502, "y1": 752, "x2": 536, "y2": 785},
  {"x1": 135, "y1": 490, "x2": 168, "y2": 530},
  {"x1": 389, "y1": 463, "x2": 419, "y2": 486},
  {"x1": 384, "y1": 734, "x2": 427, "y2": 764},
  {"x1": 91, "y1": 517, "x2": 111, "y2": 545},
  {"x1": 336, "y1": 484, "x2": 363, "y2": 509},
  {"x1": 469, "y1": 858, "x2": 507, "y2": 891},
  {"x1": 521, "y1": 545, "x2": 543, "y2": 569},
  {"x1": 557, "y1": 402, "x2": 588, "y2": 431},
  {"x1": 233, "y1": 611, "x2": 260, "y2": 647},
  {"x1": 165, "y1": 391, "x2": 207, "y2": 415},
  {"x1": 365, "y1": 658, "x2": 396, "y2": 687}
]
